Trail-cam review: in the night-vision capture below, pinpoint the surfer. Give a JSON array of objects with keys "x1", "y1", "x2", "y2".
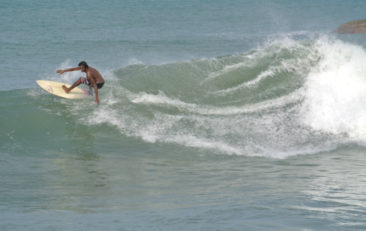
[{"x1": 56, "y1": 61, "x2": 105, "y2": 104}]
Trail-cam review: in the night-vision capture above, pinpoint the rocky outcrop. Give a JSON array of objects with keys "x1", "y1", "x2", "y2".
[{"x1": 335, "y1": 20, "x2": 366, "y2": 34}]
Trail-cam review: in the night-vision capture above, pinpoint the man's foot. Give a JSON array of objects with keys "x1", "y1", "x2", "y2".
[{"x1": 62, "y1": 85, "x2": 70, "y2": 93}]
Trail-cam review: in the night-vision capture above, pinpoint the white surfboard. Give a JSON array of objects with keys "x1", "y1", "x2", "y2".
[{"x1": 36, "y1": 80, "x2": 91, "y2": 99}]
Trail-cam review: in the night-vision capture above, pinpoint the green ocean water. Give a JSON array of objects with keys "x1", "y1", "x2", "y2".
[{"x1": 2, "y1": 0, "x2": 366, "y2": 230}]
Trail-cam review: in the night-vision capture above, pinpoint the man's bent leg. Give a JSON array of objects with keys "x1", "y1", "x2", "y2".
[{"x1": 62, "y1": 77, "x2": 83, "y2": 93}]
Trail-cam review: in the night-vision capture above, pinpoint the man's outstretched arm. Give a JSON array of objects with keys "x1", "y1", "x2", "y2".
[{"x1": 56, "y1": 66, "x2": 82, "y2": 74}]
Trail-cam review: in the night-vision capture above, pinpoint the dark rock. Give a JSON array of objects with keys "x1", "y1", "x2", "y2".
[{"x1": 334, "y1": 19, "x2": 366, "y2": 34}]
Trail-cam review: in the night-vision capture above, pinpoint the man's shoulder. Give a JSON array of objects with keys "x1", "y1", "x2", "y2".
[{"x1": 87, "y1": 67, "x2": 97, "y2": 74}]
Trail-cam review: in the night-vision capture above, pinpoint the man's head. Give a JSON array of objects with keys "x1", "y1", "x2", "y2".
[{"x1": 78, "y1": 61, "x2": 88, "y2": 72}]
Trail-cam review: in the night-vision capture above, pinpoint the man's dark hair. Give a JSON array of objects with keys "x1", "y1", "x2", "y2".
[{"x1": 78, "y1": 61, "x2": 89, "y2": 69}]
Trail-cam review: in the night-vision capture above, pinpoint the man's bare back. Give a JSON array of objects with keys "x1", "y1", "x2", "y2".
[{"x1": 86, "y1": 66, "x2": 104, "y2": 84}]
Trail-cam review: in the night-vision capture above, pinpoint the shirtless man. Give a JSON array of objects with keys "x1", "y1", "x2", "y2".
[{"x1": 56, "y1": 61, "x2": 105, "y2": 104}]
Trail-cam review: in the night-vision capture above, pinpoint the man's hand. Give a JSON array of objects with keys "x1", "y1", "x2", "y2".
[{"x1": 56, "y1": 69, "x2": 65, "y2": 74}]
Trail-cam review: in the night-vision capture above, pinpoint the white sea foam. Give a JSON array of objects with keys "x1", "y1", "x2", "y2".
[
  {"x1": 301, "y1": 38, "x2": 366, "y2": 140},
  {"x1": 204, "y1": 62, "x2": 249, "y2": 83},
  {"x1": 212, "y1": 69, "x2": 276, "y2": 95},
  {"x1": 130, "y1": 89, "x2": 303, "y2": 115}
]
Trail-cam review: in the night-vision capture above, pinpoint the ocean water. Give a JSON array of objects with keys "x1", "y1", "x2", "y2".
[{"x1": 2, "y1": 0, "x2": 366, "y2": 230}]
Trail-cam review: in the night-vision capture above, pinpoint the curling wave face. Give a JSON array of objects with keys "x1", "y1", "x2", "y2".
[{"x1": 14, "y1": 35, "x2": 366, "y2": 158}]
